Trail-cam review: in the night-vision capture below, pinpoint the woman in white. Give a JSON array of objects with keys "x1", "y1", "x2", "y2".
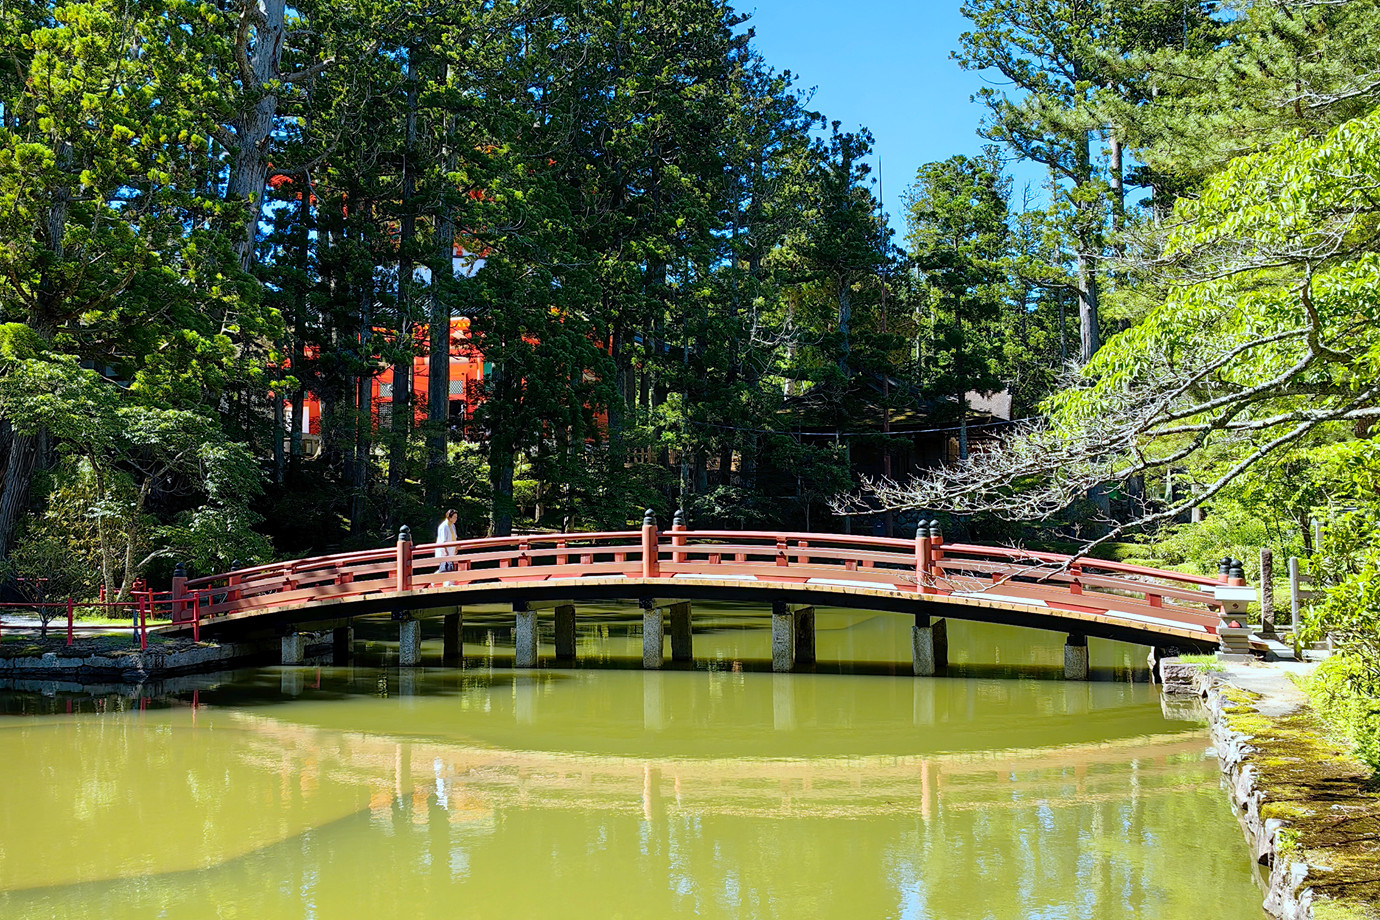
[{"x1": 435, "y1": 509, "x2": 459, "y2": 583}]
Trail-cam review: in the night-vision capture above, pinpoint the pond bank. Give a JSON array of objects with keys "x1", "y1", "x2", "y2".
[
  {"x1": 1163, "y1": 658, "x2": 1380, "y2": 920},
  {"x1": 0, "y1": 632, "x2": 327, "y2": 683}
]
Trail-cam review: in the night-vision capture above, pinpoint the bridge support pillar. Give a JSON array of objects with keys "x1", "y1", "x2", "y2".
[
  {"x1": 772, "y1": 601, "x2": 795, "y2": 672},
  {"x1": 281, "y1": 631, "x2": 305, "y2": 666},
  {"x1": 554, "y1": 604, "x2": 576, "y2": 661},
  {"x1": 642, "y1": 599, "x2": 664, "y2": 669},
  {"x1": 794, "y1": 606, "x2": 816, "y2": 667},
  {"x1": 332, "y1": 626, "x2": 353, "y2": 666},
  {"x1": 669, "y1": 602, "x2": 693, "y2": 662},
  {"x1": 399, "y1": 618, "x2": 422, "y2": 668},
  {"x1": 912, "y1": 615, "x2": 947, "y2": 677},
  {"x1": 514, "y1": 602, "x2": 538, "y2": 668},
  {"x1": 1064, "y1": 633, "x2": 1089, "y2": 680},
  {"x1": 442, "y1": 609, "x2": 462, "y2": 666}
]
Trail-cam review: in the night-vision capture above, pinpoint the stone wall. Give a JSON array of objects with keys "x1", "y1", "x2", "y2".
[
  {"x1": 0, "y1": 632, "x2": 329, "y2": 683},
  {"x1": 1160, "y1": 660, "x2": 1314, "y2": 920}
]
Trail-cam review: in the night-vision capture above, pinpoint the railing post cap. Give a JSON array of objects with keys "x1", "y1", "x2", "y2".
[
  {"x1": 643, "y1": 508, "x2": 657, "y2": 528},
  {"x1": 929, "y1": 519, "x2": 943, "y2": 540},
  {"x1": 916, "y1": 521, "x2": 927, "y2": 539},
  {"x1": 1218, "y1": 557, "x2": 1233, "y2": 575},
  {"x1": 673, "y1": 509, "x2": 687, "y2": 528},
  {"x1": 173, "y1": 562, "x2": 186, "y2": 579},
  {"x1": 1228, "y1": 559, "x2": 1245, "y2": 580},
  {"x1": 397, "y1": 525, "x2": 412, "y2": 543},
  {"x1": 230, "y1": 559, "x2": 241, "y2": 571}
]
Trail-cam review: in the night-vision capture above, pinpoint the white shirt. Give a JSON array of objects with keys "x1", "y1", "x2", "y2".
[{"x1": 435, "y1": 519, "x2": 457, "y2": 557}]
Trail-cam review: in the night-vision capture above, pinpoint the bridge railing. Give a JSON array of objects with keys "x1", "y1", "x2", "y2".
[{"x1": 180, "y1": 517, "x2": 1228, "y2": 634}]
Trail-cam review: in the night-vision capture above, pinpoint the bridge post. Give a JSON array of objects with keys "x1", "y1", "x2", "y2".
[
  {"x1": 794, "y1": 606, "x2": 816, "y2": 666},
  {"x1": 554, "y1": 604, "x2": 576, "y2": 661},
  {"x1": 514, "y1": 600, "x2": 538, "y2": 668},
  {"x1": 771, "y1": 600, "x2": 795, "y2": 672},
  {"x1": 171, "y1": 562, "x2": 189, "y2": 623},
  {"x1": 912, "y1": 613, "x2": 947, "y2": 676},
  {"x1": 442, "y1": 609, "x2": 463, "y2": 666},
  {"x1": 672, "y1": 509, "x2": 687, "y2": 563},
  {"x1": 395, "y1": 526, "x2": 413, "y2": 593},
  {"x1": 398, "y1": 617, "x2": 421, "y2": 667},
  {"x1": 281, "y1": 630, "x2": 305, "y2": 665},
  {"x1": 669, "y1": 602, "x2": 693, "y2": 662},
  {"x1": 916, "y1": 523, "x2": 932, "y2": 594},
  {"x1": 929, "y1": 521, "x2": 945, "y2": 587},
  {"x1": 1260, "y1": 548, "x2": 1277, "y2": 639},
  {"x1": 642, "y1": 598, "x2": 664, "y2": 669},
  {"x1": 1064, "y1": 633, "x2": 1089, "y2": 680},
  {"x1": 641, "y1": 510, "x2": 660, "y2": 578},
  {"x1": 332, "y1": 626, "x2": 353, "y2": 665}
]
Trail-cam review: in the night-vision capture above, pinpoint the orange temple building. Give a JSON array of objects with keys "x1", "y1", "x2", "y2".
[{"x1": 289, "y1": 317, "x2": 488, "y2": 452}]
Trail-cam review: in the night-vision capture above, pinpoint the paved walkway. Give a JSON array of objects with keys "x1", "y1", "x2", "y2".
[{"x1": 1218, "y1": 658, "x2": 1316, "y2": 717}]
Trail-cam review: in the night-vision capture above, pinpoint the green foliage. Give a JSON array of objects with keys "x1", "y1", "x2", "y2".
[
  {"x1": 1308, "y1": 656, "x2": 1380, "y2": 773},
  {"x1": 0, "y1": 355, "x2": 267, "y2": 595},
  {"x1": 904, "y1": 150, "x2": 1010, "y2": 409},
  {"x1": 1176, "y1": 654, "x2": 1225, "y2": 674}
]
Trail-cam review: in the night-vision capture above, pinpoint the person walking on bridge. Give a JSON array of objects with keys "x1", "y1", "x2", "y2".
[{"x1": 436, "y1": 509, "x2": 459, "y2": 584}]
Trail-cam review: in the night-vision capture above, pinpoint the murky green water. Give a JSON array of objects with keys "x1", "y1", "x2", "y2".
[{"x1": 0, "y1": 607, "x2": 1264, "y2": 918}]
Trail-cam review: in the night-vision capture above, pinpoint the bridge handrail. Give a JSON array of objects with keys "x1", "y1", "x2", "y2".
[
  {"x1": 178, "y1": 527, "x2": 1236, "y2": 645},
  {"x1": 940, "y1": 543, "x2": 1221, "y2": 587}
]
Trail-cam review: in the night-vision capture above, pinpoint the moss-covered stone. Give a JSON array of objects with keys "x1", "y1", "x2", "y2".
[{"x1": 1219, "y1": 694, "x2": 1380, "y2": 917}]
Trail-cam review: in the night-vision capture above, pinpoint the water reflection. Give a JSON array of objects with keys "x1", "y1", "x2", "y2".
[{"x1": 0, "y1": 611, "x2": 1264, "y2": 919}]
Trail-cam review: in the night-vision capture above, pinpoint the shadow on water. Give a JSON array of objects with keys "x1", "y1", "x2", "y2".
[{"x1": 1, "y1": 604, "x2": 1162, "y2": 720}]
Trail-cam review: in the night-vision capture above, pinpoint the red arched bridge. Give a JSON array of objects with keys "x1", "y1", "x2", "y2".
[{"x1": 164, "y1": 513, "x2": 1258, "y2": 677}]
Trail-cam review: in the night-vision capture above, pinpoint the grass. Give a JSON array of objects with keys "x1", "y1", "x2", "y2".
[{"x1": 1177, "y1": 653, "x2": 1226, "y2": 673}]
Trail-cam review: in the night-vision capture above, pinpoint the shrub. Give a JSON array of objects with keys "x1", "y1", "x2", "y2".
[{"x1": 1307, "y1": 655, "x2": 1380, "y2": 772}]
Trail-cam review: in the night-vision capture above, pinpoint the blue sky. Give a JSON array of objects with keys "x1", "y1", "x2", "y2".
[{"x1": 741, "y1": 1, "x2": 1044, "y2": 233}]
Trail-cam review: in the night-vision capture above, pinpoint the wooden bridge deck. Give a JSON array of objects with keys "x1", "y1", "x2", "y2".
[{"x1": 161, "y1": 520, "x2": 1251, "y2": 655}]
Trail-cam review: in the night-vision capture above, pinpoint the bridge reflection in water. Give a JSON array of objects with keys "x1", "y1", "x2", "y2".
[{"x1": 0, "y1": 655, "x2": 1265, "y2": 920}]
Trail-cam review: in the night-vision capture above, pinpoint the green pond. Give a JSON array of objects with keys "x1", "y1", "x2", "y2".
[{"x1": 0, "y1": 605, "x2": 1266, "y2": 919}]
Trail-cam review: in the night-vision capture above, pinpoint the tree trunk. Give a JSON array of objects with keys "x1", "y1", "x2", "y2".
[
  {"x1": 0, "y1": 434, "x2": 38, "y2": 557},
  {"x1": 488, "y1": 361, "x2": 514, "y2": 538},
  {"x1": 228, "y1": 0, "x2": 287, "y2": 273},
  {"x1": 350, "y1": 208, "x2": 374, "y2": 537},
  {"x1": 272, "y1": 397, "x2": 285, "y2": 484},
  {"x1": 837, "y1": 279, "x2": 852, "y2": 377},
  {"x1": 1075, "y1": 129, "x2": 1100, "y2": 364},
  {"x1": 1108, "y1": 132, "x2": 1125, "y2": 243},
  {"x1": 288, "y1": 172, "x2": 310, "y2": 477},
  {"x1": 427, "y1": 68, "x2": 456, "y2": 510},
  {"x1": 1077, "y1": 251, "x2": 1100, "y2": 364},
  {"x1": 388, "y1": 49, "x2": 419, "y2": 521}
]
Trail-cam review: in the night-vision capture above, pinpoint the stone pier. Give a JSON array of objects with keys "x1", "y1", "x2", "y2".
[
  {"x1": 398, "y1": 618, "x2": 421, "y2": 667},
  {"x1": 642, "y1": 599, "x2": 664, "y2": 669},
  {"x1": 514, "y1": 601, "x2": 538, "y2": 668},
  {"x1": 332, "y1": 626, "x2": 353, "y2": 666},
  {"x1": 442, "y1": 609, "x2": 462, "y2": 666},
  {"x1": 554, "y1": 604, "x2": 577, "y2": 661},
  {"x1": 911, "y1": 615, "x2": 948, "y2": 677},
  {"x1": 669, "y1": 602, "x2": 693, "y2": 662},
  {"x1": 1064, "y1": 633, "x2": 1089, "y2": 680},
  {"x1": 281, "y1": 631, "x2": 305, "y2": 666},
  {"x1": 793, "y1": 606, "x2": 816, "y2": 667},
  {"x1": 771, "y1": 601, "x2": 795, "y2": 672}
]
